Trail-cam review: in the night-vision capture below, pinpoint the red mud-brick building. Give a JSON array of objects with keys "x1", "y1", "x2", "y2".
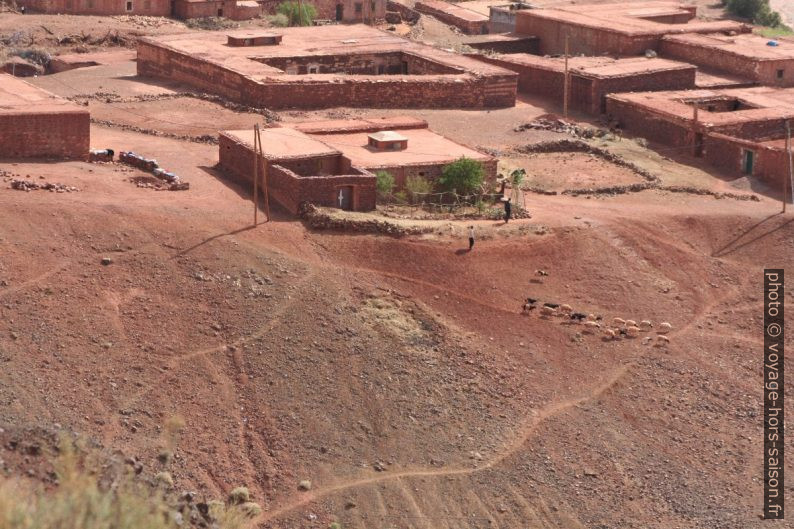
[
  {"x1": 472, "y1": 54, "x2": 697, "y2": 114},
  {"x1": 137, "y1": 26, "x2": 517, "y2": 109},
  {"x1": 173, "y1": 0, "x2": 263, "y2": 20},
  {"x1": 515, "y1": 2, "x2": 749, "y2": 56},
  {"x1": 605, "y1": 87, "x2": 794, "y2": 187},
  {"x1": 311, "y1": 0, "x2": 386, "y2": 23},
  {"x1": 660, "y1": 33, "x2": 794, "y2": 87},
  {"x1": 414, "y1": 0, "x2": 489, "y2": 35},
  {"x1": 16, "y1": 0, "x2": 171, "y2": 16},
  {"x1": 218, "y1": 117, "x2": 496, "y2": 214},
  {"x1": 0, "y1": 74, "x2": 89, "y2": 159}
]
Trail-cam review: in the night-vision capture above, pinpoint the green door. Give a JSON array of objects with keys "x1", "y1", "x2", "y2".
[{"x1": 743, "y1": 150, "x2": 754, "y2": 175}]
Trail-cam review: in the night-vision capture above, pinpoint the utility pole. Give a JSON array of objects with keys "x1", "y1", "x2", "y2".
[
  {"x1": 253, "y1": 125, "x2": 260, "y2": 225},
  {"x1": 563, "y1": 34, "x2": 570, "y2": 119},
  {"x1": 783, "y1": 119, "x2": 794, "y2": 213},
  {"x1": 692, "y1": 101, "x2": 699, "y2": 157},
  {"x1": 255, "y1": 125, "x2": 271, "y2": 222}
]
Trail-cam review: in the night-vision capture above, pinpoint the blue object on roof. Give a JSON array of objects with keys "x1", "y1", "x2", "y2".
[{"x1": 767, "y1": 40, "x2": 779, "y2": 46}]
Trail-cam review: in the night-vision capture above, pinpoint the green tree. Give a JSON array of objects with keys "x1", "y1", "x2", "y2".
[
  {"x1": 724, "y1": 0, "x2": 782, "y2": 26},
  {"x1": 276, "y1": 1, "x2": 317, "y2": 26},
  {"x1": 405, "y1": 175, "x2": 433, "y2": 203},
  {"x1": 375, "y1": 171, "x2": 395, "y2": 198},
  {"x1": 439, "y1": 157, "x2": 485, "y2": 195}
]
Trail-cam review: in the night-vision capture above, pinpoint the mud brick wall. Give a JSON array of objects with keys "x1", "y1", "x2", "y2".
[
  {"x1": 258, "y1": 52, "x2": 462, "y2": 75},
  {"x1": 312, "y1": 0, "x2": 387, "y2": 21},
  {"x1": 660, "y1": 38, "x2": 794, "y2": 87},
  {"x1": 18, "y1": 0, "x2": 171, "y2": 15},
  {"x1": 0, "y1": 110, "x2": 89, "y2": 159},
  {"x1": 605, "y1": 97, "x2": 694, "y2": 147},
  {"x1": 703, "y1": 133, "x2": 789, "y2": 187},
  {"x1": 588, "y1": 67, "x2": 696, "y2": 114},
  {"x1": 269, "y1": 165, "x2": 376, "y2": 213},
  {"x1": 138, "y1": 40, "x2": 516, "y2": 108},
  {"x1": 386, "y1": 0, "x2": 419, "y2": 22},
  {"x1": 173, "y1": 0, "x2": 262, "y2": 20},
  {"x1": 467, "y1": 38, "x2": 540, "y2": 55},
  {"x1": 375, "y1": 158, "x2": 497, "y2": 190},
  {"x1": 415, "y1": 1, "x2": 489, "y2": 35},
  {"x1": 515, "y1": 15, "x2": 660, "y2": 56},
  {"x1": 712, "y1": 118, "x2": 793, "y2": 141}
]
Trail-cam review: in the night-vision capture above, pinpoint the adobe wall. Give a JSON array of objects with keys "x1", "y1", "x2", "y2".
[
  {"x1": 465, "y1": 37, "x2": 540, "y2": 55},
  {"x1": 310, "y1": 0, "x2": 387, "y2": 22},
  {"x1": 515, "y1": 16, "x2": 660, "y2": 56},
  {"x1": 258, "y1": 51, "x2": 463, "y2": 75},
  {"x1": 17, "y1": 0, "x2": 171, "y2": 16},
  {"x1": 386, "y1": 0, "x2": 420, "y2": 23},
  {"x1": 269, "y1": 165, "x2": 376, "y2": 213},
  {"x1": 703, "y1": 133, "x2": 789, "y2": 187},
  {"x1": 174, "y1": 0, "x2": 262, "y2": 20},
  {"x1": 415, "y1": 1, "x2": 489, "y2": 35},
  {"x1": 473, "y1": 55, "x2": 695, "y2": 114},
  {"x1": 605, "y1": 96, "x2": 694, "y2": 147},
  {"x1": 375, "y1": 158, "x2": 498, "y2": 190},
  {"x1": 0, "y1": 110, "x2": 90, "y2": 159},
  {"x1": 137, "y1": 40, "x2": 517, "y2": 108},
  {"x1": 660, "y1": 38, "x2": 794, "y2": 87}
]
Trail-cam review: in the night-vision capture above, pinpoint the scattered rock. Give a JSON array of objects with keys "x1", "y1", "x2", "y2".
[{"x1": 298, "y1": 479, "x2": 312, "y2": 491}]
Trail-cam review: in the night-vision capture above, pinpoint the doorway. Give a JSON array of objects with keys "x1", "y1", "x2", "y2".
[
  {"x1": 694, "y1": 133, "x2": 703, "y2": 157},
  {"x1": 336, "y1": 186, "x2": 353, "y2": 210},
  {"x1": 743, "y1": 150, "x2": 754, "y2": 175},
  {"x1": 336, "y1": 3, "x2": 343, "y2": 21},
  {"x1": 217, "y1": 8, "x2": 223, "y2": 16}
]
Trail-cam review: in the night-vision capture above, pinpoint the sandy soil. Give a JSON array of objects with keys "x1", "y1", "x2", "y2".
[{"x1": 0, "y1": 9, "x2": 793, "y2": 529}]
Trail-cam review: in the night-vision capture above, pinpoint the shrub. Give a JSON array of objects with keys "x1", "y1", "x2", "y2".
[
  {"x1": 724, "y1": 0, "x2": 782, "y2": 27},
  {"x1": 276, "y1": 1, "x2": 317, "y2": 26},
  {"x1": 375, "y1": 171, "x2": 395, "y2": 198},
  {"x1": 184, "y1": 17, "x2": 238, "y2": 30},
  {"x1": 267, "y1": 13, "x2": 290, "y2": 27},
  {"x1": 405, "y1": 175, "x2": 433, "y2": 201},
  {"x1": 0, "y1": 439, "x2": 254, "y2": 529},
  {"x1": 439, "y1": 157, "x2": 484, "y2": 195},
  {"x1": 9, "y1": 47, "x2": 51, "y2": 66}
]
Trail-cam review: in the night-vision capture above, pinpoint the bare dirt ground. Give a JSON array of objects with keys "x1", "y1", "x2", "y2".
[{"x1": 1, "y1": 9, "x2": 793, "y2": 529}]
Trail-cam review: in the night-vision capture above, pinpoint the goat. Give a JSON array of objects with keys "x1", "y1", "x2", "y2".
[{"x1": 658, "y1": 322, "x2": 673, "y2": 334}]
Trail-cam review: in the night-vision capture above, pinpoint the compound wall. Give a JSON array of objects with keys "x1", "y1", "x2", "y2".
[
  {"x1": 17, "y1": 0, "x2": 171, "y2": 15},
  {"x1": 703, "y1": 133, "x2": 789, "y2": 187},
  {"x1": 0, "y1": 109, "x2": 89, "y2": 159},
  {"x1": 137, "y1": 40, "x2": 517, "y2": 108}
]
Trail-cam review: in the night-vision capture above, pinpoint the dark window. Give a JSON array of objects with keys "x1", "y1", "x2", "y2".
[
  {"x1": 371, "y1": 1, "x2": 375, "y2": 11},
  {"x1": 777, "y1": 69, "x2": 785, "y2": 80},
  {"x1": 355, "y1": 3, "x2": 362, "y2": 13},
  {"x1": 126, "y1": 1, "x2": 133, "y2": 10}
]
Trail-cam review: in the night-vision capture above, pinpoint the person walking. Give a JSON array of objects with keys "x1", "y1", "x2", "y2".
[
  {"x1": 468, "y1": 225, "x2": 475, "y2": 251},
  {"x1": 503, "y1": 197, "x2": 512, "y2": 224}
]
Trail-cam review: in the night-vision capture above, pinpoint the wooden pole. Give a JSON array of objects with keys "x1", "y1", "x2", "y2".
[
  {"x1": 563, "y1": 35, "x2": 570, "y2": 119},
  {"x1": 692, "y1": 101, "x2": 699, "y2": 157},
  {"x1": 783, "y1": 120, "x2": 794, "y2": 213},
  {"x1": 256, "y1": 125, "x2": 271, "y2": 222},
  {"x1": 253, "y1": 125, "x2": 259, "y2": 226}
]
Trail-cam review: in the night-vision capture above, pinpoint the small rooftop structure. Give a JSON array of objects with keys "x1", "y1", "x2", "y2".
[
  {"x1": 515, "y1": 1, "x2": 750, "y2": 56},
  {"x1": 660, "y1": 33, "x2": 794, "y2": 86},
  {"x1": 368, "y1": 131, "x2": 408, "y2": 150},
  {"x1": 415, "y1": 0, "x2": 490, "y2": 35},
  {"x1": 137, "y1": 26, "x2": 517, "y2": 110},
  {"x1": 227, "y1": 32, "x2": 282, "y2": 47},
  {"x1": 0, "y1": 74, "x2": 89, "y2": 159}
]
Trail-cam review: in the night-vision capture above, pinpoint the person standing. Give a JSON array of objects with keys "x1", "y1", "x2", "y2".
[
  {"x1": 503, "y1": 197, "x2": 512, "y2": 224},
  {"x1": 468, "y1": 225, "x2": 475, "y2": 251}
]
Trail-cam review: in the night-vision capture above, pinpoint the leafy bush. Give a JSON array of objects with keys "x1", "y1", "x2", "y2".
[
  {"x1": 375, "y1": 171, "x2": 395, "y2": 197},
  {"x1": 276, "y1": 1, "x2": 317, "y2": 26},
  {"x1": 267, "y1": 13, "x2": 290, "y2": 27},
  {"x1": 724, "y1": 0, "x2": 782, "y2": 27},
  {"x1": 439, "y1": 157, "x2": 484, "y2": 195},
  {"x1": 405, "y1": 175, "x2": 433, "y2": 200}
]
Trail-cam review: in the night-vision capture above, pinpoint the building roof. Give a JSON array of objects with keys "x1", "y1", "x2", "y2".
[
  {"x1": 313, "y1": 127, "x2": 493, "y2": 169},
  {"x1": 662, "y1": 32, "x2": 794, "y2": 61},
  {"x1": 222, "y1": 127, "x2": 340, "y2": 160},
  {"x1": 519, "y1": 1, "x2": 747, "y2": 37},
  {"x1": 607, "y1": 86, "x2": 794, "y2": 126},
  {"x1": 488, "y1": 53, "x2": 695, "y2": 78},
  {"x1": 416, "y1": 0, "x2": 489, "y2": 22},
  {"x1": 0, "y1": 73, "x2": 87, "y2": 115},
  {"x1": 139, "y1": 25, "x2": 514, "y2": 81},
  {"x1": 368, "y1": 131, "x2": 408, "y2": 142}
]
